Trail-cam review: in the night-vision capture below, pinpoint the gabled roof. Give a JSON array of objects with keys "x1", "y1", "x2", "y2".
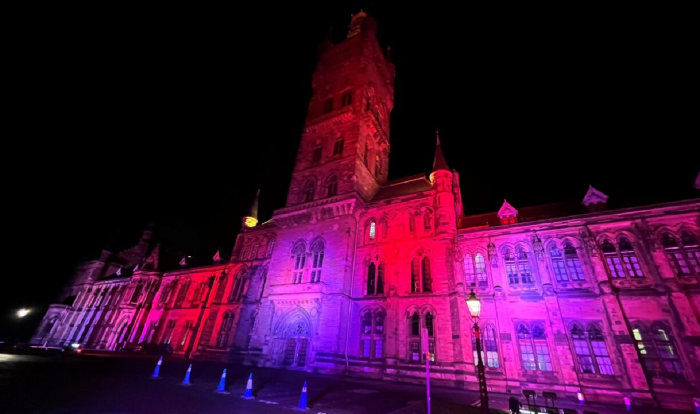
[
  {"x1": 582, "y1": 185, "x2": 609, "y2": 206},
  {"x1": 373, "y1": 174, "x2": 433, "y2": 201},
  {"x1": 497, "y1": 199, "x2": 518, "y2": 219}
]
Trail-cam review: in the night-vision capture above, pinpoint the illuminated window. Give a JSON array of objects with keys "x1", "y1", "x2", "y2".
[
  {"x1": 369, "y1": 221, "x2": 376, "y2": 240},
  {"x1": 411, "y1": 256, "x2": 432, "y2": 293},
  {"x1": 407, "y1": 311, "x2": 435, "y2": 362},
  {"x1": 571, "y1": 323, "x2": 613, "y2": 375},
  {"x1": 310, "y1": 239, "x2": 324, "y2": 283},
  {"x1": 333, "y1": 138, "x2": 344, "y2": 156},
  {"x1": 303, "y1": 181, "x2": 315, "y2": 203},
  {"x1": 323, "y1": 98, "x2": 333, "y2": 114},
  {"x1": 663, "y1": 231, "x2": 700, "y2": 276},
  {"x1": 475, "y1": 253, "x2": 488, "y2": 287},
  {"x1": 464, "y1": 254, "x2": 475, "y2": 286},
  {"x1": 292, "y1": 241, "x2": 306, "y2": 284},
  {"x1": 633, "y1": 325, "x2": 684, "y2": 377},
  {"x1": 326, "y1": 175, "x2": 338, "y2": 197},
  {"x1": 360, "y1": 309, "x2": 385, "y2": 359},
  {"x1": 550, "y1": 242, "x2": 585, "y2": 282},
  {"x1": 602, "y1": 238, "x2": 644, "y2": 278},
  {"x1": 341, "y1": 91, "x2": 352, "y2": 107},
  {"x1": 312, "y1": 146, "x2": 322, "y2": 163},
  {"x1": 472, "y1": 324, "x2": 500, "y2": 368},
  {"x1": 517, "y1": 323, "x2": 552, "y2": 371}
]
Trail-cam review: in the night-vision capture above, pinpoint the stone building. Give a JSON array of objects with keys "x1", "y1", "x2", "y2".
[{"x1": 33, "y1": 11, "x2": 700, "y2": 410}]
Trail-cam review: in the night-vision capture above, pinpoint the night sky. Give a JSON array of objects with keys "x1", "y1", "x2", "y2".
[{"x1": 3, "y1": 4, "x2": 698, "y2": 340}]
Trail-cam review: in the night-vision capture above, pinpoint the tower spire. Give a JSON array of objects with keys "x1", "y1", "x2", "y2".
[{"x1": 432, "y1": 130, "x2": 450, "y2": 173}]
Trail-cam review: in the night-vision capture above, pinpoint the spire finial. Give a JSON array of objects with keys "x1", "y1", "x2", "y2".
[{"x1": 432, "y1": 131, "x2": 449, "y2": 173}]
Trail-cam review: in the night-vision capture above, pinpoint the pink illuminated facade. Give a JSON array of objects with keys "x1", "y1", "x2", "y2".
[{"x1": 33, "y1": 12, "x2": 700, "y2": 410}]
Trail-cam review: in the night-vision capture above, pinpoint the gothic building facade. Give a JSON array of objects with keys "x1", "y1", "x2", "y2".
[{"x1": 33, "y1": 12, "x2": 700, "y2": 410}]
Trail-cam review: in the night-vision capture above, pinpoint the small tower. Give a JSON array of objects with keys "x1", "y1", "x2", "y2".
[
  {"x1": 242, "y1": 188, "x2": 260, "y2": 229},
  {"x1": 498, "y1": 200, "x2": 518, "y2": 225},
  {"x1": 430, "y1": 131, "x2": 456, "y2": 235}
]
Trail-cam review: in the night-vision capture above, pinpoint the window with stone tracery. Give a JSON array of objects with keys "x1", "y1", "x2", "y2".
[
  {"x1": 360, "y1": 309, "x2": 385, "y2": 359},
  {"x1": 410, "y1": 256, "x2": 432, "y2": 293},
  {"x1": 550, "y1": 242, "x2": 585, "y2": 282},
  {"x1": 472, "y1": 323, "x2": 500, "y2": 368},
  {"x1": 570, "y1": 323, "x2": 614, "y2": 375},
  {"x1": 366, "y1": 261, "x2": 385, "y2": 295},
  {"x1": 407, "y1": 310, "x2": 437, "y2": 362},
  {"x1": 505, "y1": 247, "x2": 534, "y2": 286},
  {"x1": 517, "y1": 323, "x2": 552, "y2": 372},
  {"x1": 291, "y1": 241, "x2": 306, "y2": 284},
  {"x1": 662, "y1": 231, "x2": 700, "y2": 277},
  {"x1": 602, "y1": 237, "x2": 644, "y2": 278},
  {"x1": 310, "y1": 239, "x2": 324, "y2": 283},
  {"x1": 633, "y1": 324, "x2": 684, "y2": 377}
]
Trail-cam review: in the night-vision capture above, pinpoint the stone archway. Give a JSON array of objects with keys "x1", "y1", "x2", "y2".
[{"x1": 273, "y1": 308, "x2": 312, "y2": 368}]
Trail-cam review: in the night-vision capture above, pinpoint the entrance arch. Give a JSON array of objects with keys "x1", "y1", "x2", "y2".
[{"x1": 273, "y1": 308, "x2": 313, "y2": 368}]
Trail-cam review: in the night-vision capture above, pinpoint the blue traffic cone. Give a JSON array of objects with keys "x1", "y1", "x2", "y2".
[
  {"x1": 241, "y1": 373, "x2": 254, "y2": 399},
  {"x1": 151, "y1": 356, "x2": 162, "y2": 379},
  {"x1": 296, "y1": 381, "x2": 308, "y2": 410},
  {"x1": 216, "y1": 369, "x2": 229, "y2": 394},
  {"x1": 181, "y1": 364, "x2": 192, "y2": 386}
]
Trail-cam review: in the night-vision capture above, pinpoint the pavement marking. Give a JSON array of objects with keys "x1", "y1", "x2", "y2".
[
  {"x1": 258, "y1": 400, "x2": 280, "y2": 405},
  {"x1": 471, "y1": 400, "x2": 481, "y2": 406}
]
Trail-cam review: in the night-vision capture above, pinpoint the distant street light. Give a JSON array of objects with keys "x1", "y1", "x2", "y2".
[{"x1": 16, "y1": 308, "x2": 31, "y2": 318}]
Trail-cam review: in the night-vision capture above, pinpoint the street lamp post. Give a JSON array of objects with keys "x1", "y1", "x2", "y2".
[{"x1": 466, "y1": 290, "x2": 489, "y2": 413}]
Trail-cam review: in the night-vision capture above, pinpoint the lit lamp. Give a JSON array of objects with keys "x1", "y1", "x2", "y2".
[
  {"x1": 17, "y1": 308, "x2": 31, "y2": 318},
  {"x1": 466, "y1": 290, "x2": 489, "y2": 413}
]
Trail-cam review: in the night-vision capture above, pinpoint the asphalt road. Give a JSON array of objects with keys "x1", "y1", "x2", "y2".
[{"x1": 0, "y1": 353, "x2": 686, "y2": 414}]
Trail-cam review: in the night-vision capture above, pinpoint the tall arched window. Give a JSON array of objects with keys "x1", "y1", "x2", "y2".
[
  {"x1": 517, "y1": 323, "x2": 552, "y2": 371},
  {"x1": 633, "y1": 325, "x2": 684, "y2": 377},
  {"x1": 663, "y1": 232, "x2": 700, "y2": 276},
  {"x1": 550, "y1": 242, "x2": 585, "y2": 282},
  {"x1": 423, "y1": 210, "x2": 432, "y2": 231},
  {"x1": 310, "y1": 239, "x2": 324, "y2": 283},
  {"x1": 425, "y1": 312, "x2": 436, "y2": 361},
  {"x1": 216, "y1": 311, "x2": 235, "y2": 348},
  {"x1": 292, "y1": 241, "x2": 306, "y2": 284},
  {"x1": 229, "y1": 269, "x2": 247, "y2": 303},
  {"x1": 360, "y1": 309, "x2": 385, "y2": 359},
  {"x1": 472, "y1": 324, "x2": 500, "y2": 368},
  {"x1": 366, "y1": 261, "x2": 385, "y2": 295},
  {"x1": 368, "y1": 221, "x2": 376, "y2": 241},
  {"x1": 303, "y1": 180, "x2": 315, "y2": 203},
  {"x1": 326, "y1": 175, "x2": 338, "y2": 197},
  {"x1": 174, "y1": 279, "x2": 190, "y2": 307},
  {"x1": 411, "y1": 256, "x2": 432, "y2": 293},
  {"x1": 571, "y1": 323, "x2": 614, "y2": 375},
  {"x1": 409, "y1": 312, "x2": 421, "y2": 361},
  {"x1": 379, "y1": 217, "x2": 389, "y2": 240},
  {"x1": 602, "y1": 238, "x2": 644, "y2": 278},
  {"x1": 475, "y1": 253, "x2": 488, "y2": 287},
  {"x1": 464, "y1": 254, "x2": 476, "y2": 286}
]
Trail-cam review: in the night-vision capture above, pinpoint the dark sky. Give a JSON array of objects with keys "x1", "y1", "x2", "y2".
[{"x1": 3, "y1": 3, "x2": 698, "y2": 339}]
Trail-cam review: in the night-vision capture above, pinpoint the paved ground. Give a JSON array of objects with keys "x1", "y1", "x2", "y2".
[{"x1": 0, "y1": 352, "x2": 690, "y2": 414}]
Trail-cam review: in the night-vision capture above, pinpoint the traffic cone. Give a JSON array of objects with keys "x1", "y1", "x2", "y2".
[
  {"x1": 296, "y1": 381, "x2": 308, "y2": 410},
  {"x1": 151, "y1": 356, "x2": 162, "y2": 379},
  {"x1": 181, "y1": 364, "x2": 192, "y2": 386},
  {"x1": 241, "y1": 373, "x2": 254, "y2": 399},
  {"x1": 216, "y1": 369, "x2": 229, "y2": 394}
]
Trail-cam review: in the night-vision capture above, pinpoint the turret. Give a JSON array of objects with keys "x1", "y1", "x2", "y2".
[{"x1": 430, "y1": 131, "x2": 456, "y2": 235}]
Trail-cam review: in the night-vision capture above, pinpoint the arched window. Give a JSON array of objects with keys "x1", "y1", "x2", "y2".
[
  {"x1": 425, "y1": 312, "x2": 436, "y2": 361},
  {"x1": 464, "y1": 254, "x2": 476, "y2": 286},
  {"x1": 517, "y1": 323, "x2": 552, "y2": 371},
  {"x1": 333, "y1": 137, "x2": 344, "y2": 156},
  {"x1": 366, "y1": 261, "x2": 385, "y2": 295},
  {"x1": 505, "y1": 248, "x2": 534, "y2": 285},
  {"x1": 550, "y1": 243, "x2": 585, "y2": 282},
  {"x1": 267, "y1": 237, "x2": 276, "y2": 256},
  {"x1": 229, "y1": 269, "x2": 247, "y2": 303},
  {"x1": 663, "y1": 232, "x2": 700, "y2": 276},
  {"x1": 475, "y1": 253, "x2": 488, "y2": 287},
  {"x1": 408, "y1": 311, "x2": 435, "y2": 362},
  {"x1": 326, "y1": 175, "x2": 338, "y2": 197},
  {"x1": 379, "y1": 217, "x2": 389, "y2": 240},
  {"x1": 602, "y1": 238, "x2": 644, "y2": 278},
  {"x1": 472, "y1": 324, "x2": 500, "y2": 368},
  {"x1": 411, "y1": 256, "x2": 432, "y2": 293},
  {"x1": 423, "y1": 210, "x2": 432, "y2": 231},
  {"x1": 303, "y1": 180, "x2": 315, "y2": 203},
  {"x1": 633, "y1": 325, "x2": 684, "y2": 377},
  {"x1": 360, "y1": 309, "x2": 385, "y2": 359},
  {"x1": 130, "y1": 282, "x2": 144, "y2": 304},
  {"x1": 174, "y1": 279, "x2": 190, "y2": 307},
  {"x1": 310, "y1": 239, "x2": 324, "y2": 283},
  {"x1": 216, "y1": 311, "x2": 235, "y2": 348},
  {"x1": 571, "y1": 323, "x2": 613, "y2": 375},
  {"x1": 368, "y1": 221, "x2": 376, "y2": 241},
  {"x1": 292, "y1": 241, "x2": 306, "y2": 284}
]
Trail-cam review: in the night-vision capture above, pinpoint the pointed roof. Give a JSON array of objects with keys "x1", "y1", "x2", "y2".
[
  {"x1": 212, "y1": 249, "x2": 221, "y2": 263},
  {"x1": 497, "y1": 199, "x2": 519, "y2": 218},
  {"x1": 432, "y1": 130, "x2": 449, "y2": 173},
  {"x1": 142, "y1": 244, "x2": 160, "y2": 271},
  {"x1": 582, "y1": 185, "x2": 609, "y2": 206}
]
